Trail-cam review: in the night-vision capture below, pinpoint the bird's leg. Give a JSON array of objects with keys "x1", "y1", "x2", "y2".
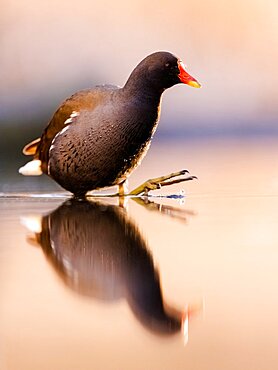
[
  {"x1": 118, "y1": 180, "x2": 129, "y2": 207},
  {"x1": 128, "y1": 170, "x2": 197, "y2": 196},
  {"x1": 118, "y1": 179, "x2": 128, "y2": 196}
]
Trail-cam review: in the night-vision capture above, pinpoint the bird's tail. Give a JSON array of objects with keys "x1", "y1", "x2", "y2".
[
  {"x1": 22, "y1": 137, "x2": 41, "y2": 155},
  {"x1": 19, "y1": 137, "x2": 42, "y2": 176},
  {"x1": 18, "y1": 159, "x2": 43, "y2": 176}
]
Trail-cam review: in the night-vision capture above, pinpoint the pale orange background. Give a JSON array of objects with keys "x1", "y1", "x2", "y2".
[{"x1": 1, "y1": 0, "x2": 277, "y2": 134}]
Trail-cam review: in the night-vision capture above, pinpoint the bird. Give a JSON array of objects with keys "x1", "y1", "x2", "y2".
[{"x1": 19, "y1": 51, "x2": 201, "y2": 197}]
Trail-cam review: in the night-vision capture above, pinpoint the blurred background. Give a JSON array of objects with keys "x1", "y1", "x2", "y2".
[
  {"x1": 2, "y1": 4, "x2": 278, "y2": 368},
  {"x1": 0, "y1": 0, "x2": 277, "y2": 191}
]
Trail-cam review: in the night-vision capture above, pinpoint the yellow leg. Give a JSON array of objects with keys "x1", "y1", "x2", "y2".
[
  {"x1": 129, "y1": 170, "x2": 197, "y2": 196},
  {"x1": 118, "y1": 180, "x2": 128, "y2": 196},
  {"x1": 87, "y1": 170, "x2": 196, "y2": 198}
]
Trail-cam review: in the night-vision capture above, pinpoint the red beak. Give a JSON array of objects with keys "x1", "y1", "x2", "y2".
[{"x1": 178, "y1": 60, "x2": 201, "y2": 88}]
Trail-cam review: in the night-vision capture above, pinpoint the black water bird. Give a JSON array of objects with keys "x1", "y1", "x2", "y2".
[{"x1": 19, "y1": 51, "x2": 200, "y2": 197}]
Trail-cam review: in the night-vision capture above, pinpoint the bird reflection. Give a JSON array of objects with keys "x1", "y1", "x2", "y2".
[{"x1": 24, "y1": 199, "x2": 194, "y2": 336}]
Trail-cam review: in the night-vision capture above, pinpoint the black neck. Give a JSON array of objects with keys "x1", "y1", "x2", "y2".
[{"x1": 122, "y1": 68, "x2": 164, "y2": 105}]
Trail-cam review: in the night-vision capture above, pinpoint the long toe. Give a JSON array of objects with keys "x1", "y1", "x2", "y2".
[{"x1": 129, "y1": 170, "x2": 197, "y2": 196}]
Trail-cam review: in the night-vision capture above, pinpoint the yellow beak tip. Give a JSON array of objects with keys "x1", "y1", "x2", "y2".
[{"x1": 188, "y1": 81, "x2": 201, "y2": 88}]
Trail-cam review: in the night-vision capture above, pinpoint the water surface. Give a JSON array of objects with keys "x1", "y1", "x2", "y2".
[{"x1": 1, "y1": 138, "x2": 278, "y2": 370}]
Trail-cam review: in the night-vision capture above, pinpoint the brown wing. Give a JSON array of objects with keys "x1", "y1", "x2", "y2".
[{"x1": 33, "y1": 88, "x2": 111, "y2": 173}]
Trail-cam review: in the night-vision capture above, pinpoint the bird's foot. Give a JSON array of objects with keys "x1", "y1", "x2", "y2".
[{"x1": 128, "y1": 170, "x2": 197, "y2": 196}]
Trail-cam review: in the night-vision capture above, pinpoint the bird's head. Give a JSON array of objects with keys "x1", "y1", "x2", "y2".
[{"x1": 136, "y1": 51, "x2": 201, "y2": 91}]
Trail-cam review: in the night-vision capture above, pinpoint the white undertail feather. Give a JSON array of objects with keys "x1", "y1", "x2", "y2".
[
  {"x1": 20, "y1": 215, "x2": 42, "y2": 233},
  {"x1": 18, "y1": 159, "x2": 43, "y2": 176}
]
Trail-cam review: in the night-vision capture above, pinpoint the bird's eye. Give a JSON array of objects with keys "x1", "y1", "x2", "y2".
[{"x1": 165, "y1": 62, "x2": 170, "y2": 68}]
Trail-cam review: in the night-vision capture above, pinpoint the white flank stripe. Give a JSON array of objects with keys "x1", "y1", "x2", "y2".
[
  {"x1": 58, "y1": 125, "x2": 70, "y2": 136},
  {"x1": 64, "y1": 111, "x2": 80, "y2": 125},
  {"x1": 64, "y1": 117, "x2": 72, "y2": 125},
  {"x1": 51, "y1": 125, "x2": 70, "y2": 147},
  {"x1": 49, "y1": 144, "x2": 55, "y2": 152},
  {"x1": 71, "y1": 111, "x2": 79, "y2": 118}
]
